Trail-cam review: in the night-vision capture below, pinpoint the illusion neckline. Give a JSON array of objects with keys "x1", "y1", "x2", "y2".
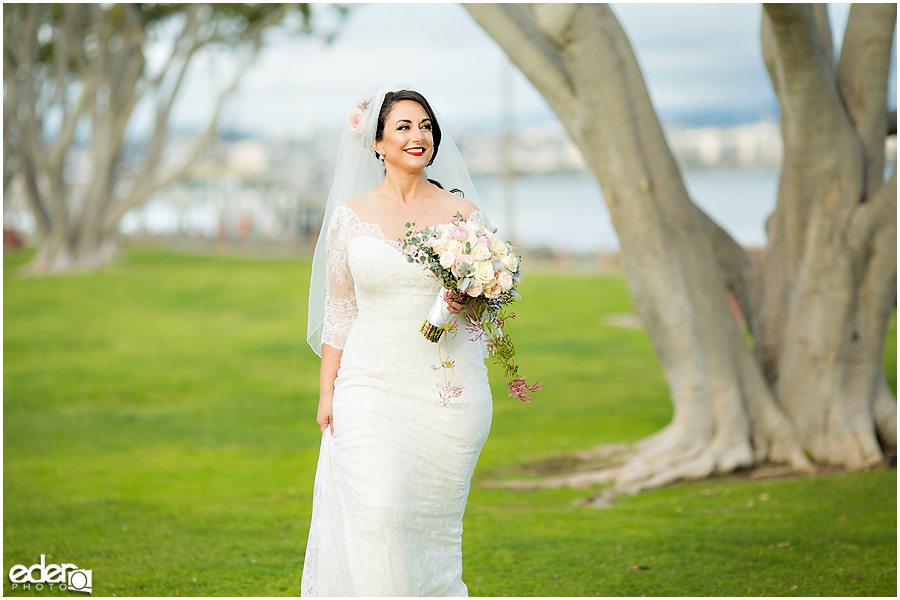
[
  {"x1": 338, "y1": 204, "x2": 483, "y2": 249},
  {"x1": 368, "y1": 195, "x2": 448, "y2": 205}
]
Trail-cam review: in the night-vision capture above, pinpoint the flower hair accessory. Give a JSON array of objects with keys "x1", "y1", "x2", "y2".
[
  {"x1": 347, "y1": 98, "x2": 371, "y2": 146},
  {"x1": 308, "y1": 86, "x2": 483, "y2": 358}
]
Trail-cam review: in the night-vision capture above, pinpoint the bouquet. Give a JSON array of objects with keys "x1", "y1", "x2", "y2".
[{"x1": 402, "y1": 212, "x2": 541, "y2": 403}]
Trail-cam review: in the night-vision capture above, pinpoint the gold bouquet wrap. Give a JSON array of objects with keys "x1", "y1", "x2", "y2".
[{"x1": 420, "y1": 321, "x2": 446, "y2": 343}]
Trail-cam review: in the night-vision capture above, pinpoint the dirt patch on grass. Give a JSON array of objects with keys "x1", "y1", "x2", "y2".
[
  {"x1": 484, "y1": 443, "x2": 896, "y2": 486},
  {"x1": 486, "y1": 443, "x2": 633, "y2": 478}
]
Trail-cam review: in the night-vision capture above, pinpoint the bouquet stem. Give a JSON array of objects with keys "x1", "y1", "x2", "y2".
[{"x1": 421, "y1": 287, "x2": 453, "y2": 343}]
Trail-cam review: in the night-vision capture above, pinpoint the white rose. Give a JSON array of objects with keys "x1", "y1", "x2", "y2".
[
  {"x1": 471, "y1": 242, "x2": 491, "y2": 261},
  {"x1": 497, "y1": 269, "x2": 513, "y2": 291},
  {"x1": 489, "y1": 236, "x2": 509, "y2": 258},
  {"x1": 502, "y1": 252, "x2": 519, "y2": 272},
  {"x1": 466, "y1": 279, "x2": 484, "y2": 297},
  {"x1": 439, "y1": 250, "x2": 456, "y2": 269},
  {"x1": 473, "y1": 259, "x2": 495, "y2": 283},
  {"x1": 445, "y1": 239, "x2": 463, "y2": 255},
  {"x1": 464, "y1": 230, "x2": 478, "y2": 247}
]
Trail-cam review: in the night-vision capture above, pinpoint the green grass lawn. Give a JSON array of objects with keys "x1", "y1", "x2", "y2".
[{"x1": 4, "y1": 248, "x2": 896, "y2": 596}]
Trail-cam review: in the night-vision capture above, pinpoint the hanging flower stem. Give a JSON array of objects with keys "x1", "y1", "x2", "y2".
[{"x1": 434, "y1": 318, "x2": 463, "y2": 406}]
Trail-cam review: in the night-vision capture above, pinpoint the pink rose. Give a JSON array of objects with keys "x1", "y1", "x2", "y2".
[
  {"x1": 485, "y1": 281, "x2": 504, "y2": 299},
  {"x1": 497, "y1": 269, "x2": 513, "y2": 291},
  {"x1": 466, "y1": 279, "x2": 484, "y2": 297},
  {"x1": 346, "y1": 108, "x2": 365, "y2": 132},
  {"x1": 449, "y1": 226, "x2": 468, "y2": 241}
]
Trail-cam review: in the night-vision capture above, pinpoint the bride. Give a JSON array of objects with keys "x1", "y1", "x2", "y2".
[{"x1": 302, "y1": 87, "x2": 494, "y2": 596}]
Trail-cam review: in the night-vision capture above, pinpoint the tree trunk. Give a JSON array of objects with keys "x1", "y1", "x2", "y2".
[
  {"x1": 465, "y1": 2, "x2": 896, "y2": 492},
  {"x1": 29, "y1": 229, "x2": 122, "y2": 274},
  {"x1": 3, "y1": 3, "x2": 291, "y2": 276},
  {"x1": 758, "y1": 3, "x2": 897, "y2": 468}
]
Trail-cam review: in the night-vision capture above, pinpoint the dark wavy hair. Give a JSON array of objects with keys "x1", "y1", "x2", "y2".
[{"x1": 374, "y1": 90, "x2": 462, "y2": 196}]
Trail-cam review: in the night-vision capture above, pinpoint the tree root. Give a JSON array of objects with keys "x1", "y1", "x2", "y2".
[
  {"x1": 874, "y1": 380, "x2": 897, "y2": 450},
  {"x1": 484, "y1": 431, "x2": 816, "y2": 502}
]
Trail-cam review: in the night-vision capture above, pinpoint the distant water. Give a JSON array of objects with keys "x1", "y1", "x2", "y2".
[
  {"x1": 472, "y1": 169, "x2": 780, "y2": 252},
  {"x1": 5, "y1": 169, "x2": 781, "y2": 252}
]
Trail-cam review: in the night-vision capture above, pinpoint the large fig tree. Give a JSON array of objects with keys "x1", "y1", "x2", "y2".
[
  {"x1": 3, "y1": 3, "x2": 315, "y2": 274},
  {"x1": 465, "y1": 3, "x2": 897, "y2": 492}
]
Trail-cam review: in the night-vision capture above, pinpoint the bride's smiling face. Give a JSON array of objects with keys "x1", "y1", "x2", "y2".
[{"x1": 374, "y1": 100, "x2": 434, "y2": 171}]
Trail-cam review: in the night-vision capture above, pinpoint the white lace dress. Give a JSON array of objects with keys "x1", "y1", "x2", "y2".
[{"x1": 301, "y1": 204, "x2": 493, "y2": 597}]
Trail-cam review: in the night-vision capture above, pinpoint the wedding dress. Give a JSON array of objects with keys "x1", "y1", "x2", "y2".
[{"x1": 300, "y1": 203, "x2": 494, "y2": 596}]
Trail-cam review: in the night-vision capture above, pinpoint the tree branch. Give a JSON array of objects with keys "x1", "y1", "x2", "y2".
[
  {"x1": 95, "y1": 4, "x2": 293, "y2": 237},
  {"x1": 111, "y1": 44, "x2": 147, "y2": 151},
  {"x1": 763, "y1": 4, "x2": 846, "y2": 153},
  {"x1": 48, "y1": 78, "x2": 98, "y2": 170},
  {"x1": 128, "y1": 4, "x2": 290, "y2": 206},
  {"x1": 134, "y1": 6, "x2": 198, "y2": 99},
  {"x1": 810, "y1": 3, "x2": 833, "y2": 73},
  {"x1": 230, "y1": 4, "x2": 290, "y2": 44},
  {"x1": 694, "y1": 208, "x2": 759, "y2": 328},
  {"x1": 53, "y1": 6, "x2": 71, "y2": 117},
  {"x1": 464, "y1": 3, "x2": 577, "y2": 123},
  {"x1": 762, "y1": 3, "x2": 866, "y2": 239},
  {"x1": 17, "y1": 152, "x2": 52, "y2": 238},
  {"x1": 837, "y1": 3, "x2": 897, "y2": 197},
  {"x1": 5, "y1": 41, "x2": 53, "y2": 237},
  {"x1": 3, "y1": 129, "x2": 16, "y2": 194},
  {"x1": 760, "y1": 9, "x2": 786, "y2": 105},
  {"x1": 5, "y1": 47, "x2": 69, "y2": 235},
  {"x1": 847, "y1": 166, "x2": 897, "y2": 259},
  {"x1": 103, "y1": 41, "x2": 262, "y2": 232},
  {"x1": 3, "y1": 57, "x2": 53, "y2": 239},
  {"x1": 60, "y1": 4, "x2": 89, "y2": 78},
  {"x1": 46, "y1": 5, "x2": 92, "y2": 172},
  {"x1": 139, "y1": 7, "x2": 206, "y2": 189}
]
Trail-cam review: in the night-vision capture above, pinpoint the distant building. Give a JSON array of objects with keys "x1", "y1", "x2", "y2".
[
  {"x1": 5, "y1": 117, "x2": 892, "y2": 251},
  {"x1": 663, "y1": 121, "x2": 783, "y2": 170},
  {"x1": 457, "y1": 119, "x2": 786, "y2": 175}
]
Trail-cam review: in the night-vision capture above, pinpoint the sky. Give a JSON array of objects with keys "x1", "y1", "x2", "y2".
[{"x1": 152, "y1": 2, "x2": 897, "y2": 139}]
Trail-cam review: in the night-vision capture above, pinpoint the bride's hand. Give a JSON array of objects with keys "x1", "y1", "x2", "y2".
[
  {"x1": 445, "y1": 295, "x2": 467, "y2": 314},
  {"x1": 445, "y1": 292, "x2": 481, "y2": 321},
  {"x1": 316, "y1": 394, "x2": 334, "y2": 435}
]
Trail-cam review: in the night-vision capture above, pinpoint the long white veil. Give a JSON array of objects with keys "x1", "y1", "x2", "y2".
[{"x1": 306, "y1": 85, "x2": 481, "y2": 356}]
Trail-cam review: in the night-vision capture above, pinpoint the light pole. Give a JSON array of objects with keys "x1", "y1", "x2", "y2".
[{"x1": 501, "y1": 58, "x2": 517, "y2": 245}]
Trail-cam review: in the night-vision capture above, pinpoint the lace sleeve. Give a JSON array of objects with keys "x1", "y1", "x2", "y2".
[
  {"x1": 468, "y1": 208, "x2": 493, "y2": 232},
  {"x1": 322, "y1": 206, "x2": 358, "y2": 350}
]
